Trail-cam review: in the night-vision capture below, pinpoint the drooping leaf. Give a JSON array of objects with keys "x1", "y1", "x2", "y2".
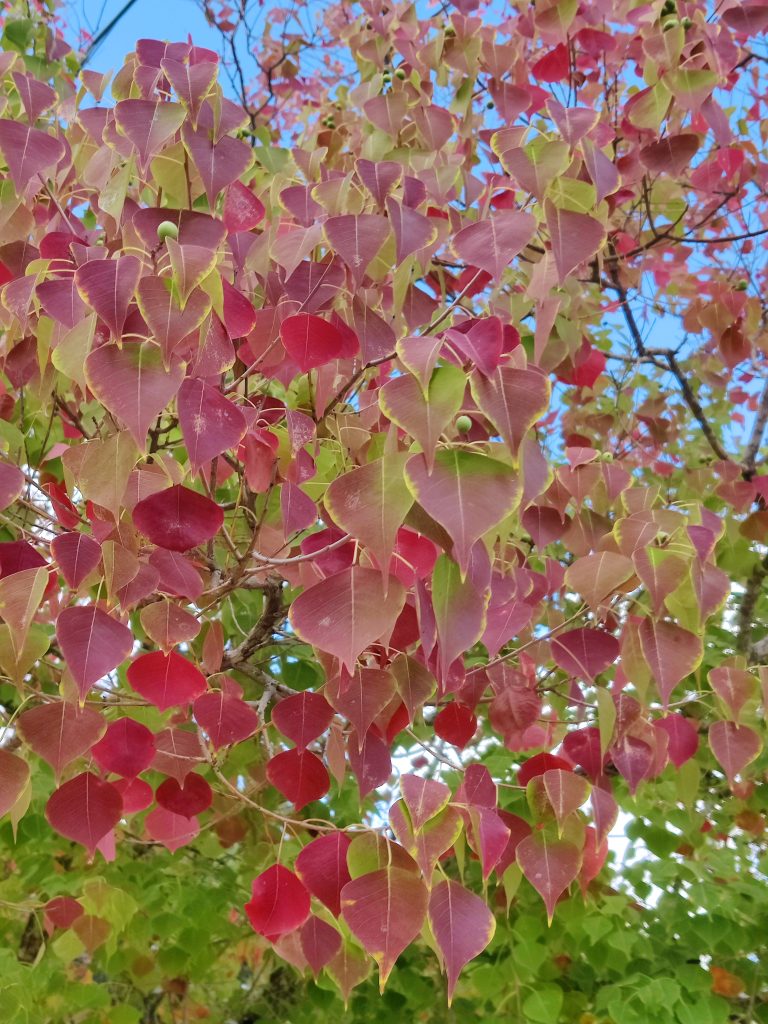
[
  {"x1": 45, "y1": 772, "x2": 122, "y2": 855},
  {"x1": 177, "y1": 377, "x2": 247, "y2": 470},
  {"x1": 341, "y1": 867, "x2": 428, "y2": 990},
  {"x1": 91, "y1": 718, "x2": 155, "y2": 778},
  {"x1": 401, "y1": 774, "x2": 451, "y2": 831},
  {"x1": 17, "y1": 701, "x2": 106, "y2": 778},
  {"x1": 300, "y1": 915, "x2": 342, "y2": 977},
  {"x1": 0, "y1": 119, "x2": 65, "y2": 192},
  {"x1": 156, "y1": 772, "x2": 213, "y2": 818},
  {"x1": 56, "y1": 606, "x2": 133, "y2": 701},
  {"x1": 75, "y1": 256, "x2": 142, "y2": 339},
  {"x1": 405, "y1": 450, "x2": 519, "y2": 574},
  {"x1": 325, "y1": 454, "x2": 414, "y2": 573},
  {"x1": 266, "y1": 748, "x2": 330, "y2": 810},
  {"x1": 452, "y1": 211, "x2": 537, "y2": 281},
  {"x1": 0, "y1": 749, "x2": 30, "y2": 818},
  {"x1": 517, "y1": 828, "x2": 582, "y2": 922},
  {"x1": 379, "y1": 363, "x2": 465, "y2": 471},
  {"x1": 193, "y1": 688, "x2": 259, "y2": 750},
  {"x1": 470, "y1": 366, "x2": 550, "y2": 447},
  {"x1": 708, "y1": 721, "x2": 761, "y2": 785},
  {"x1": 51, "y1": 533, "x2": 102, "y2": 590},
  {"x1": 639, "y1": 618, "x2": 703, "y2": 707},
  {"x1": 245, "y1": 865, "x2": 310, "y2": 938},
  {"x1": 428, "y1": 880, "x2": 496, "y2": 1004},
  {"x1": 295, "y1": 832, "x2": 351, "y2": 917},
  {"x1": 85, "y1": 341, "x2": 184, "y2": 450},
  {"x1": 271, "y1": 691, "x2": 334, "y2": 749},
  {"x1": 289, "y1": 567, "x2": 405, "y2": 673}
]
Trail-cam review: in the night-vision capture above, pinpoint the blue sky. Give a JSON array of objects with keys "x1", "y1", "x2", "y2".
[{"x1": 65, "y1": 0, "x2": 223, "y2": 74}]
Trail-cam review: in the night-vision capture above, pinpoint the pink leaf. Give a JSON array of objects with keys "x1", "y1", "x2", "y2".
[
  {"x1": 434, "y1": 703, "x2": 477, "y2": 749},
  {"x1": 655, "y1": 714, "x2": 699, "y2": 768},
  {"x1": 75, "y1": 256, "x2": 142, "y2": 339},
  {"x1": 341, "y1": 867, "x2": 428, "y2": 990},
  {"x1": 177, "y1": 377, "x2": 247, "y2": 470},
  {"x1": 91, "y1": 718, "x2": 155, "y2": 778},
  {"x1": 708, "y1": 721, "x2": 761, "y2": 785},
  {"x1": 0, "y1": 119, "x2": 64, "y2": 192},
  {"x1": 51, "y1": 533, "x2": 102, "y2": 590},
  {"x1": 324, "y1": 214, "x2": 390, "y2": 285},
  {"x1": 223, "y1": 179, "x2": 265, "y2": 232},
  {"x1": 145, "y1": 805, "x2": 200, "y2": 852},
  {"x1": 193, "y1": 689, "x2": 259, "y2": 749},
  {"x1": 245, "y1": 865, "x2": 310, "y2": 938},
  {"x1": 85, "y1": 342, "x2": 184, "y2": 450},
  {"x1": 127, "y1": 650, "x2": 207, "y2": 711},
  {"x1": 401, "y1": 774, "x2": 451, "y2": 831},
  {"x1": 289, "y1": 567, "x2": 405, "y2": 673},
  {"x1": 295, "y1": 833, "x2": 351, "y2": 917},
  {"x1": 546, "y1": 202, "x2": 606, "y2": 283},
  {"x1": 428, "y1": 880, "x2": 495, "y2": 1004},
  {"x1": 271, "y1": 692, "x2": 334, "y2": 749},
  {"x1": 183, "y1": 124, "x2": 252, "y2": 205},
  {"x1": 551, "y1": 628, "x2": 619, "y2": 681},
  {"x1": 517, "y1": 828, "x2": 582, "y2": 922},
  {"x1": 453, "y1": 211, "x2": 536, "y2": 282},
  {"x1": 300, "y1": 916, "x2": 342, "y2": 977},
  {"x1": 266, "y1": 748, "x2": 330, "y2": 810},
  {"x1": 56, "y1": 606, "x2": 133, "y2": 701},
  {"x1": 18, "y1": 702, "x2": 105, "y2": 778},
  {"x1": 114, "y1": 100, "x2": 186, "y2": 167},
  {"x1": 46, "y1": 772, "x2": 122, "y2": 855},
  {"x1": 0, "y1": 462, "x2": 24, "y2": 510}
]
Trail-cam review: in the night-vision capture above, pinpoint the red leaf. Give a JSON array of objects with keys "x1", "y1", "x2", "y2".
[
  {"x1": 223, "y1": 179, "x2": 265, "y2": 232},
  {"x1": 245, "y1": 865, "x2": 310, "y2": 938},
  {"x1": 91, "y1": 718, "x2": 155, "y2": 778},
  {"x1": 44, "y1": 895, "x2": 84, "y2": 930},
  {"x1": 183, "y1": 124, "x2": 252, "y2": 206},
  {"x1": 133, "y1": 485, "x2": 224, "y2": 552},
  {"x1": 193, "y1": 689, "x2": 259, "y2": 749},
  {"x1": 46, "y1": 772, "x2": 122, "y2": 855},
  {"x1": 518, "y1": 752, "x2": 573, "y2": 787},
  {"x1": 470, "y1": 365, "x2": 550, "y2": 444},
  {"x1": 532, "y1": 43, "x2": 569, "y2": 82},
  {"x1": 127, "y1": 651, "x2": 207, "y2": 711},
  {"x1": 266, "y1": 748, "x2": 330, "y2": 810},
  {"x1": 428, "y1": 880, "x2": 495, "y2": 1004},
  {"x1": 546, "y1": 202, "x2": 606, "y2": 283},
  {"x1": 17, "y1": 701, "x2": 105, "y2": 778},
  {"x1": 280, "y1": 313, "x2": 348, "y2": 373},
  {"x1": 271, "y1": 692, "x2": 334, "y2": 749},
  {"x1": 114, "y1": 100, "x2": 186, "y2": 167},
  {"x1": 0, "y1": 462, "x2": 24, "y2": 510},
  {"x1": 434, "y1": 703, "x2": 477, "y2": 749},
  {"x1": 156, "y1": 772, "x2": 212, "y2": 818},
  {"x1": 140, "y1": 600, "x2": 200, "y2": 650},
  {"x1": 639, "y1": 618, "x2": 702, "y2": 707},
  {"x1": 341, "y1": 867, "x2": 428, "y2": 990},
  {"x1": 562, "y1": 727, "x2": 605, "y2": 780},
  {"x1": 56, "y1": 606, "x2": 133, "y2": 701},
  {"x1": 51, "y1": 533, "x2": 102, "y2": 590},
  {"x1": 324, "y1": 214, "x2": 390, "y2": 285},
  {"x1": 348, "y1": 727, "x2": 392, "y2": 796},
  {"x1": 85, "y1": 341, "x2": 184, "y2": 450},
  {"x1": 114, "y1": 777, "x2": 153, "y2": 813},
  {"x1": 295, "y1": 833, "x2": 351, "y2": 917},
  {"x1": 326, "y1": 668, "x2": 395, "y2": 746}
]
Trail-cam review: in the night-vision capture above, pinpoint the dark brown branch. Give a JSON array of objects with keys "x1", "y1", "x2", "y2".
[
  {"x1": 221, "y1": 575, "x2": 285, "y2": 669},
  {"x1": 743, "y1": 378, "x2": 768, "y2": 477},
  {"x1": 664, "y1": 352, "x2": 730, "y2": 463}
]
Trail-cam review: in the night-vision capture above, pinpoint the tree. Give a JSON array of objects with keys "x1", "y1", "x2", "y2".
[{"x1": 0, "y1": 0, "x2": 767, "y2": 1020}]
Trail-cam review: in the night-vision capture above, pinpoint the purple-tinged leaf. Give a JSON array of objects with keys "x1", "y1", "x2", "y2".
[
  {"x1": 271, "y1": 692, "x2": 334, "y2": 749},
  {"x1": 517, "y1": 828, "x2": 582, "y2": 922},
  {"x1": 56, "y1": 606, "x2": 133, "y2": 701},
  {"x1": 46, "y1": 772, "x2": 122, "y2": 855},
  {"x1": 428, "y1": 880, "x2": 495, "y2": 1004},
  {"x1": 177, "y1": 377, "x2": 247, "y2": 470},
  {"x1": 75, "y1": 256, "x2": 142, "y2": 339},
  {"x1": 133, "y1": 484, "x2": 224, "y2": 552},
  {"x1": 453, "y1": 211, "x2": 536, "y2": 281}
]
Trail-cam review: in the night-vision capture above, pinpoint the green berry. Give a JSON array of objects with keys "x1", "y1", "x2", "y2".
[
  {"x1": 681, "y1": 16, "x2": 692, "y2": 27},
  {"x1": 735, "y1": 280, "x2": 749, "y2": 291},
  {"x1": 662, "y1": 17, "x2": 679, "y2": 30},
  {"x1": 395, "y1": 68, "x2": 406, "y2": 80},
  {"x1": 456, "y1": 415, "x2": 472, "y2": 434},
  {"x1": 445, "y1": 25, "x2": 456, "y2": 37},
  {"x1": 486, "y1": 100, "x2": 495, "y2": 109},
  {"x1": 157, "y1": 220, "x2": 178, "y2": 242}
]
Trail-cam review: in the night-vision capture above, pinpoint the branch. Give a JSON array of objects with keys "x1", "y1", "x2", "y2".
[
  {"x1": 80, "y1": 0, "x2": 141, "y2": 66},
  {"x1": 743, "y1": 377, "x2": 768, "y2": 477},
  {"x1": 665, "y1": 352, "x2": 730, "y2": 463},
  {"x1": 221, "y1": 576, "x2": 285, "y2": 668},
  {"x1": 737, "y1": 553, "x2": 768, "y2": 657}
]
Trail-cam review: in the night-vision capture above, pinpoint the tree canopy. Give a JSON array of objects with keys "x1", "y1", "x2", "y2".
[{"x1": 0, "y1": 0, "x2": 768, "y2": 1021}]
